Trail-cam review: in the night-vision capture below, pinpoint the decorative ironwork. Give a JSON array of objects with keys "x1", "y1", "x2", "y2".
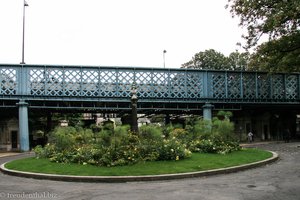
[
  {"x1": 30, "y1": 69, "x2": 44, "y2": 95},
  {"x1": 272, "y1": 74, "x2": 284, "y2": 99},
  {"x1": 45, "y1": 69, "x2": 63, "y2": 96},
  {"x1": 0, "y1": 67, "x2": 17, "y2": 95},
  {"x1": 212, "y1": 73, "x2": 226, "y2": 99},
  {"x1": 64, "y1": 69, "x2": 81, "y2": 96},
  {"x1": 227, "y1": 72, "x2": 241, "y2": 99},
  {"x1": 152, "y1": 72, "x2": 168, "y2": 98},
  {"x1": 100, "y1": 70, "x2": 117, "y2": 97},
  {"x1": 186, "y1": 72, "x2": 203, "y2": 99},
  {"x1": 0, "y1": 64, "x2": 299, "y2": 104},
  {"x1": 81, "y1": 70, "x2": 99, "y2": 97},
  {"x1": 285, "y1": 75, "x2": 298, "y2": 100},
  {"x1": 136, "y1": 71, "x2": 152, "y2": 98},
  {"x1": 257, "y1": 74, "x2": 271, "y2": 99},
  {"x1": 170, "y1": 72, "x2": 186, "y2": 98},
  {"x1": 117, "y1": 70, "x2": 135, "y2": 98},
  {"x1": 243, "y1": 73, "x2": 256, "y2": 99}
]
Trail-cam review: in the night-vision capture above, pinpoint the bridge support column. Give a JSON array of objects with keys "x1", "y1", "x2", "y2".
[
  {"x1": 17, "y1": 100, "x2": 30, "y2": 151},
  {"x1": 202, "y1": 103, "x2": 214, "y2": 120}
]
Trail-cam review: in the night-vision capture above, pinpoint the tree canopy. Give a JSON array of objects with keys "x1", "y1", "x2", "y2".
[
  {"x1": 181, "y1": 49, "x2": 249, "y2": 71},
  {"x1": 248, "y1": 32, "x2": 300, "y2": 72},
  {"x1": 227, "y1": 0, "x2": 300, "y2": 72},
  {"x1": 182, "y1": 1, "x2": 299, "y2": 72},
  {"x1": 227, "y1": 0, "x2": 300, "y2": 48}
]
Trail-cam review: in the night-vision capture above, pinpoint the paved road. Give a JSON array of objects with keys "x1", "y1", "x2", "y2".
[{"x1": 0, "y1": 142, "x2": 299, "y2": 200}]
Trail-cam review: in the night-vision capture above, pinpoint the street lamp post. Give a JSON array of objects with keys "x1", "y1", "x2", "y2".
[
  {"x1": 131, "y1": 84, "x2": 138, "y2": 133},
  {"x1": 21, "y1": 0, "x2": 29, "y2": 64},
  {"x1": 163, "y1": 50, "x2": 167, "y2": 68}
]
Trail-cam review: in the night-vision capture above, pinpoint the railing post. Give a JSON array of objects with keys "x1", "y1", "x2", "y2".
[
  {"x1": 167, "y1": 69, "x2": 171, "y2": 98},
  {"x1": 283, "y1": 74, "x2": 287, "y2": 100},
  {"x1": 17, "y1": 100, "x2": 30, "y2": 151},
  {"x1": 17, "y1": 65, "x2": 30, "y2": 96},
  {"x1": 255, "y1": 72, "x2": 259, "y2": 99},
  {"x1": 269, "y1": 75, "x2": 273, "y2": 99},
  {"x1": 80, "y1": 67, "x2": 83, "y2": 96},
  {"x1": 203, "y1": 71, "x2": 210, "y2": 98},
  {"x1": 240, "y1": 72, "x2": 243, "y2": 98},
  {"x1": 225, "y1": 71, "x2": 228, "y2": 98},
  {"x1": 298, "y1": 74, "x2": 300, "y2": 100}
]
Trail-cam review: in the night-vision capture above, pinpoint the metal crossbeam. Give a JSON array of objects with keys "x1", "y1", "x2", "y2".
[{"x1": 0, "y1": 64, "x2": 299, "y2": 106}]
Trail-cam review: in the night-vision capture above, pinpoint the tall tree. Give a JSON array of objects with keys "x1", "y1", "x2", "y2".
[
  {"x1": 227, "y1": 0, "x2": 300, "y2": 72},
  {"x1": 227, "y1": 51, "x2": 250, "y2": 71},
  {"x1": 182, "y1": 49, "x2": 249, "y2": 71},
  {"x1": 181, "y1": 49, "x2": 228, "y2": 70},
  {"x1": 248, "y1": 32, "x2": 300, "y2": 72}
]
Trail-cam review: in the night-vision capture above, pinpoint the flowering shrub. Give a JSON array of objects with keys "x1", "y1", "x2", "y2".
[
  {"x1": 157, "y1": 137, "x2": 191, "y2": 161},
  {"x1": 189, "y1": 139, "x2": 240, "y2": 154}
]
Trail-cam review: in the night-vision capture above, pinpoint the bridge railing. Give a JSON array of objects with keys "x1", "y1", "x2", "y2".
[{"x1": 0, "y1": 64, "x2": 299, "y2": 103}]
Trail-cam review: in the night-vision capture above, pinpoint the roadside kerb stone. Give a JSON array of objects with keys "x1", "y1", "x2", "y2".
[
  {"x1": 0, "y1": 153, "x2": 21, "y2": 158},
  {"x1": 0, "y1": 151, "x2": 279, "y2": 183}
]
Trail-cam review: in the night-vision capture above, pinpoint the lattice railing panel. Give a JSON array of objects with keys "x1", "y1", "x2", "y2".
[
  {"x1": 227, "y1": 73, "x2": 241, "y2": 99},
  {"x1": 81, "y1": 70, "x2": 99, "y2": 97},
  {"x1": 0, "y1": 68, "x2": 17, "y2": 95},
  {"x1": 30, "y1": 69, "x2": 45, "y2": 95},
  {"x1": 170, "y1": 72, "x2": 186, "y2": 98},
  {"x1": 64, "y1": 69, "x2": 81, "y2": 96},
  {"x1": 117, "y1": 71, "x2": 135, "y2": 97},
  {"x1": 286, "y1": 75, "x2": 298, "y2": 99},
  {"x1": 100, "y1": 70, "x2": 117, "y2": 97},
  {"x1": 44, "y1": 69, "x2": 64, "y2": 96},
  {"x1": 186, "y1": 72, "x2": 203, "y2": 98},
  {"x1": 212, "y1": 73, "x2": 226, "y2": 99},
  {"x1": 152, "y1": 72, "x2": 168, "y2": 98},
  {"x1": 272, "y1": 75, "x2": 284, "y2": 99},
  {"x1": 243, "y1": 73, "x2": 256, "y2": 99},
  {"x1": 136, "y1": 71, "x2": 152, "y2": 98},
  {"x1": 257, "y1": 74, "x2": 270, "y2": 99}
]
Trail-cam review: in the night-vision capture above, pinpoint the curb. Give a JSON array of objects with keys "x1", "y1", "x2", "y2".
[
  {"x1": 0, "y1": 153, "x2": 20, "y2": 158},
  {"x1": 0, "y1": 151, "x2": 279, "y2": 183}
]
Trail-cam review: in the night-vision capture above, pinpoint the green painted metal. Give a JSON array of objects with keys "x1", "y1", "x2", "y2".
[
  {"x1": 0, "y1": 64, "x2": 299, "y2": 105},
  {"x1": 202, "y1": 103, "x2": 214, "y2": 120}
]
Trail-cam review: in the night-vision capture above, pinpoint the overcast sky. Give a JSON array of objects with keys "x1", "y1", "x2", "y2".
[{"x1": 0, "y1": 0, "x2": 245, "y2": 68}]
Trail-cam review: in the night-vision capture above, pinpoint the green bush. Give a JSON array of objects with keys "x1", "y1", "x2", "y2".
[
  {"x1": 48, "y1": 127, "x2": 77, "y2": 151},
  {"x1": 34, "y1": 113, "x2": 240, "y2": 167},
  {"x1": 157, "y1": 137, "x2": 191, "y2": 161},
  {"x1": 211, "y1": 117, "x2": 236, "y2": 142},
  {"x1": 139, "y1": 125, "x2": 162, "y2": 141},
  {"x1": 192, "y1": 119, "x2": 213, "y2": 140},
  {"x1": 189, "y1": 139, "x2": 240, "y2": 154}
]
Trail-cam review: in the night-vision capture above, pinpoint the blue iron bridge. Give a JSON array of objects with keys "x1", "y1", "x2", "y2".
[
  {"x1": 0, "y1": 63, "x2": 300, "y2": 112},
  {"x1": 1, "y1": 63, "x2": 300, "y2": 151}
]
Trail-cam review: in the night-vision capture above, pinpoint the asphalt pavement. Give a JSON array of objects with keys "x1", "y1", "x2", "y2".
[{"x1": 0, "y1": 142, "x2": 299, "y2": 200}]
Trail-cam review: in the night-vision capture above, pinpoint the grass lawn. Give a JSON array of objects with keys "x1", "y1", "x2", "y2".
[{"x1": 5, "y1": 148, "x2": 272, "y2": 176}]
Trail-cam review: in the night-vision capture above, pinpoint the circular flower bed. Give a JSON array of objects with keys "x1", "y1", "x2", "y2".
[{"x1": 34, "y1": 116, "x2": 240, "y2": 167}]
